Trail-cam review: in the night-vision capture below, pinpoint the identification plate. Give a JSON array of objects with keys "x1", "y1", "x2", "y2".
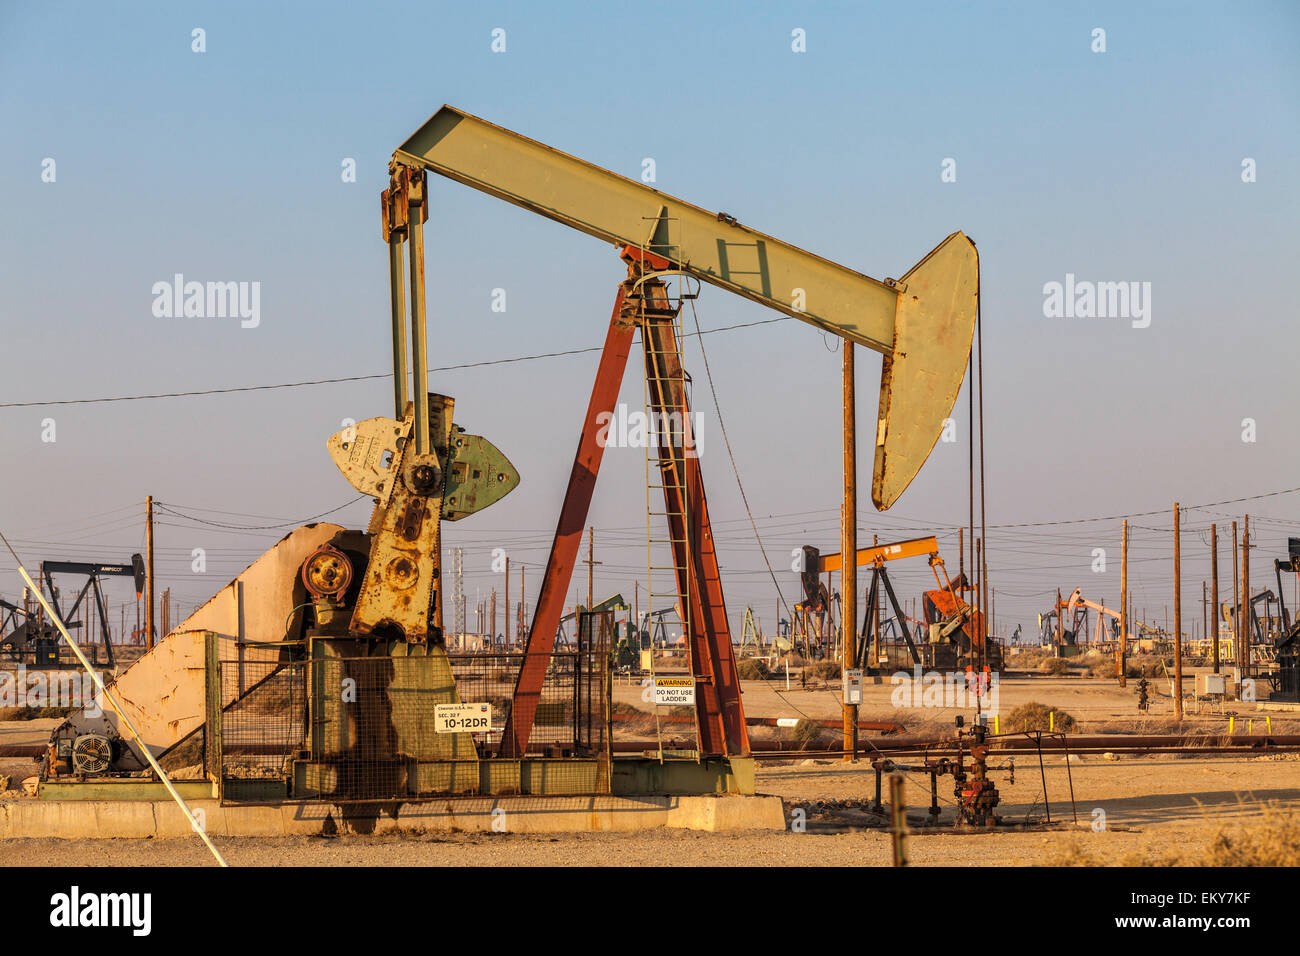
[{"x1": 435, "y1": 702, "x2": 492, "y2": 733}]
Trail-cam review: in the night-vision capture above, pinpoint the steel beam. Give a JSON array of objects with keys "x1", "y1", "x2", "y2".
[
  {"x1": 393, "y1": 106, "x2": 979, "y2": 509},
  {"x1": 499, "y1": 287, "x2": 637, "y2": 757}
]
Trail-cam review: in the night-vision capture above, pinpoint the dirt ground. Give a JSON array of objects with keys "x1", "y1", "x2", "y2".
[
  {"x1": 3, "y1": 672, "x2": 1298, "y2": 866},
  {"x1": 2, "y1": 752, "x2": 1296, "y2": 867}
]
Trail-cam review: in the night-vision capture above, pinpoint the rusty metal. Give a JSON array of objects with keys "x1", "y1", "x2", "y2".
[
  {"x1": 499, "y1": 285, "x2": 636, "y2": 757},
  {"x1": 747, "y1": 733, "x2": 1300, "y2": 759},
  {"x1": 640, "y1": 278, "x2": 748, "y2": 757},
  {"x1": 343, "y1": 395, "x2": 454, "y2": 644},
  {"x1": 301, "y1": 544, "x2": 353, "y2": 600},
  {"x1": 842, "y1": 341, "x2": 858, "y2": 760}
]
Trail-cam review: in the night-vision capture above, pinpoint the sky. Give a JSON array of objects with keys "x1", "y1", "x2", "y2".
[{"x1": 2, "y1": 0, "x2": 1298, "y2": 645}]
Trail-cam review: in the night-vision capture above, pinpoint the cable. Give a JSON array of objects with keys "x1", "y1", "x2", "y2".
[
  {"x1": 155, "y1": 495, "x2": 367, "y2": 530},
  {"x1": 686, "y1": 297, "x2": 791, "y2": 620},
  {"x1": 0, "y1": 317, "x2": 792, "y2": 409}
]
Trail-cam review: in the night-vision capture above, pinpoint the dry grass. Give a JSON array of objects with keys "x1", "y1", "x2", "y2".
[
  {"x1": 1006, "y1": 701, "x2": 1077, "y2": 733},
  {"x1": 792, "y1": 718, "x2": 827, "y2": 748},
  {"x1": 810, "y1": 661, "x2": 841, "y2": 680},
  {"x1": 1039, "y1": 658, "x2": 1070, "y2": 676},
  {"x1": 737, "y1": 658, "x2": 772, "y2": 680},
  {"x1": 0, "y1": 705, "x2": 75, "y2": 721},
  {"x1": 1047, "y1": 804, "x2": 1300, "y2": 866},
  {"x1": 1007, "y1": 647, "x2": 1053, "y2": 670}
]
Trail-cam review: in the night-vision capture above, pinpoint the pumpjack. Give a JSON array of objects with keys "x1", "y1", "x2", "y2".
[
  {"x1": 49, "y1": 107, "x2": 979, "y2": 796},
  {"x1": 801, "y1": 535, "x2": 996, "y2": 672}
]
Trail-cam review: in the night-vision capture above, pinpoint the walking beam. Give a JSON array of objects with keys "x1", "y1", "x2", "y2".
[{"x1": 392, "y1": 106, "x2": 979, "y2": 509}]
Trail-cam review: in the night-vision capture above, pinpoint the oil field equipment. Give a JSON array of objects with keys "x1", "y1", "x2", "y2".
[
  {"x1": 44, "y1": 107, "x2": 978, "y2": 802},
  {"x1": 801, "y1": 535, "x2": 997, "y2": 672},
  {"x1": 1, "y1": 557, "x2": 144, "y2": 667}
]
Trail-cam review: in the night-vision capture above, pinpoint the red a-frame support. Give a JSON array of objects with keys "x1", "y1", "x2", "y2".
[{"x1": 500, "y1": 249, "x2": 749, "y2": 759}]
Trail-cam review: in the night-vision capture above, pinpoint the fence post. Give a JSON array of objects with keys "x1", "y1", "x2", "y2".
[
  {"x1": 203, "y1": 631, "x2": 222, "y2": 800},
  {"x1": 889, "y1": 774, "x2": 908, "y2": 867}
]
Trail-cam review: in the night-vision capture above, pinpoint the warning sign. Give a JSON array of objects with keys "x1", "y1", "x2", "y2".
[{"x1": 652, "y1": 677, "x2": 696, "y2": 706}]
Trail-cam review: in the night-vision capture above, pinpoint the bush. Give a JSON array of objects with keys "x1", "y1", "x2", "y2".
[
  {"x1": 1007, "y1": 701, "x2": 1077, "y2": 733},
  {"x1": 792, "y1": 718, "x2": 826, "y2": 748},
  {"x1": 1088, "y1": 656, "x2": 1121, "y2": 679},
  {"x1": 737, "y1": 658, "x2": 771, "y2": 680},
  {"x1": 0, "y1": 705, "x2": 76, "y2": 721},
  {"x1": 811, "y1": 661, "x2": 841, "y2": 680},
  {"x1": 1039, "y1": 658, "x2": 1070, "y2": 676},
  {"x1": 1047, "y1": 805, "x2": 1300, "y2": 866}
]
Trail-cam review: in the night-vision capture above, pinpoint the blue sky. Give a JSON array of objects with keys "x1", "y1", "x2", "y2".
[{"x1": 2, "y1": 1, "x2": 1298, "y2": 640}]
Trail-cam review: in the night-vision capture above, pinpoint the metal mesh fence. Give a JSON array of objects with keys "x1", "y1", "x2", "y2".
[{"x1": 216, "y1": 639, "x2": 612, "y2": 803}]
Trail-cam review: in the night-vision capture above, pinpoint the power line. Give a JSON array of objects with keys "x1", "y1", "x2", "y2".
[
  {"x1": 0, "y1": 317, "x2": 791, "y2": 409},
  {"x1": 154, "y1": 496, "x2": 368, "y2": 530}
]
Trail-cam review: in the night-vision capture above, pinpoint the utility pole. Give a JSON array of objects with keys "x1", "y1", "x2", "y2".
[
  {"x1": 1242, "y1": 515, "x2": 1251, "y2": 674},
  {"x1": 490, "y1": 588, "x2": 497, "y2": 645},
  {"x1": 1119, "y1": 519, "x2": 1128, "y2": 686},
  {"x1": 505, "y1": 556, "x2": 510, "y2": 646},
  {"x1": 841, "y1": 342, "x2": 858, "y2": 762},
  {"x1": 145, "y1": 495, "x2": 155, "y2": 649},
  {"x1": 520, "y1": 564, "x2": 527, "y2": 641},
  {"x1": 584, "y1": 527, "x2": 601, "y2": 609},
  {"x1": 1201, "y1": 581, "x2": 1207, "y2": 649},
  {"x1": 1173, "y1": 502, "x2": 1183, "y2": 721},
  {"x1": 1211, "y1": 523, "x2": 1219, "y2": 673},
  {"x1": 1232, "y1": 521, "x2": 1240, "y2": 674}
]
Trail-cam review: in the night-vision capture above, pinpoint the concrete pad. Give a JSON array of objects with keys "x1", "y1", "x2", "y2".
[{"x1": 0, "y1": 794, "x2": 787, "y2": 839}]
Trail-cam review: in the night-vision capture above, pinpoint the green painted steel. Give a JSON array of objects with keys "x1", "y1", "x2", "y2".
[
  {"x1": 393, "y1": 106, "x2": 979, "y2": 510},
  {"x1": 396, "y1": 106, "x2": 899, "y2": 353}
]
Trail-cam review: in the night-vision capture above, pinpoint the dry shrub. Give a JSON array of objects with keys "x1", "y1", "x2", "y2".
[
  {"x1": 737, "y1": 658, "x2": 771, "y2": 680},
  {"x1": 1039, "y1": 658, "x2": 1070, "y2": 676},
  {"x1": 0, "y1": 705, "x2": 76, "y2": 721},
  {"x1": 792, "y1": 718, "x2": 826, "y2": 748},
  {"x1": 1088, "y1": 656, "x2": 1122, "y2": 679},
  {"x1": 811, "y1": 661, "x2": 841, "y2": 680},
  {"x1": 1197, "y1": 807, "x2": 1300, "y2": 866},
  {"x1": 1047, "y1": 805, "x2": 1300, "y2": 867},
  {"x1": 1008, "y1": 647, "x2": 1052, "y2": 670},
  {"x1": 1007, "y1": 701, "x2": 1077, "y2": 733}
]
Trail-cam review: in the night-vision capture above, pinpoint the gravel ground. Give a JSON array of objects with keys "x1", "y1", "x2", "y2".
[{"x1": 3, "y1": 753, "x2": 1296, "y2": 866}]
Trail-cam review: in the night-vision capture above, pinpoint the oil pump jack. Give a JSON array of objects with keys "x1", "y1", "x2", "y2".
[
  {"x1": 50, "y1": 107, "x2": 978, "y2": 795},
  {"x1": 379, "y1": 107, "x2": 977, "y2": 762},
  {"x1": 801, "y1": 535, "x2": 992, "y2": 672}
]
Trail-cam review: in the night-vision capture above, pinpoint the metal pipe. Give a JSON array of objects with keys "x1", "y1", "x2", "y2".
[
  {"x1": 388, "y1": 225, "x2": 409, "y2": 419},
  {"x1": 406, "y1": 172, "x2": 428, "y2": 455},
  {"x1": 842, "y1": 341, "x2": 857, "y2": 761}
]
